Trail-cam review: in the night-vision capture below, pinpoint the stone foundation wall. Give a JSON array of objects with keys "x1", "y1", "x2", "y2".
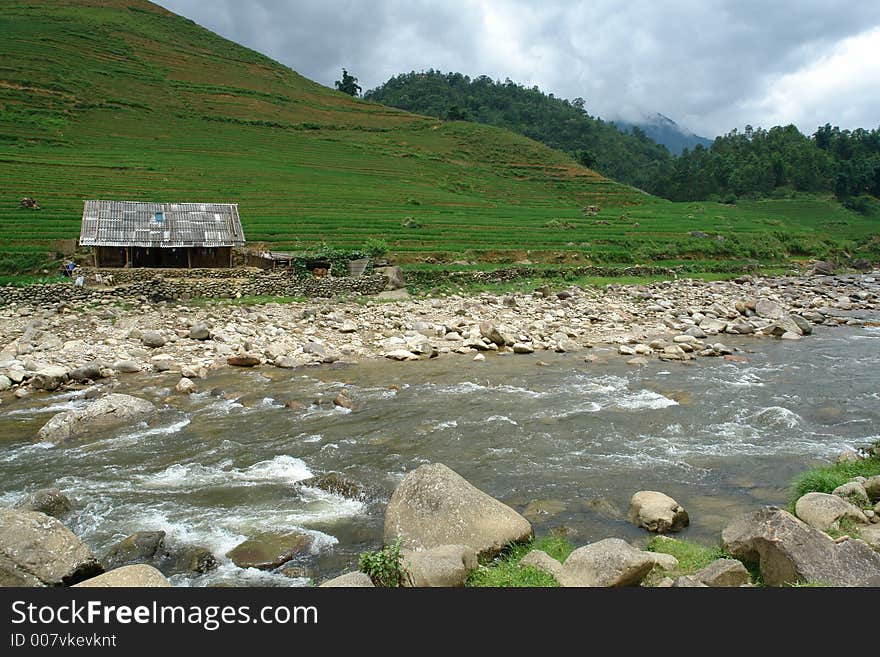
[{"x1": 0, "y1": 273, "x2": 388, "y2": 307}]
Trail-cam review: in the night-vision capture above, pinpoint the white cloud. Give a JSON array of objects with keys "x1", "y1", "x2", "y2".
[{"x1": 155, "y1": 0, "x2": 880, "y2": 138}]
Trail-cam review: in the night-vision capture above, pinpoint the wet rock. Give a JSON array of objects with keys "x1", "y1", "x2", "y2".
[
  {"x1": 175, "y1": 377, "x2": 197, "y2": 394},
  {"x1": 0, "y1": 509, "x2": 102, "y2": 586},
  {"x1": 301, "y1": 472, "x2": 363, "y2": 499},
  {"x1": 385, "y1": 349, "x2": 418, "y2": 361},
  {"x1": 384, "y1": 463, "x2": 532, "y2": 559},
  {"x1": 512, "y1": 342, "x2": 534, "y2": 354},
  {"x1": 694, "y1": 558, "x2": 751, "y2": 587},
  {"x1": 284, "y1": 399, "x2": 306, "y2": 410},
  {"x1": 188, "y1": 323, "x2": 210, "y2": 340},
  {"x1": 159, "y1": 546, "x2": 218, "y2": 575},
  {"x1": 30, "y1": 366, "x2": 69, "y2": 391},
  {"x1": 274, "y1": 355, "x2": 298, "y2": 369},
  {"x1": 101, "y1": 531, "x2": 167, "y2": 570},
  {"x1": 13, "y1": 488, "x2": 73, "y2": 519},
  {"x1": 721, "y1": 506, "x2": 880, "y2": 586},
  {"x1": 37, "y1": 393, "x2": 156, "y2": 444},
  {"x1": 74, "y1": 565, "x2": 170, "y2": 588},
  {"x1": 627, "y1": 356, "x2": 649, "y2": 366},
  {"x1": 582, "y1": 498, "x2": 622, "y2": 519},
  {"x1": 628, "y1": 491, "x2": 689, "y2": 533},
  {"x1": 319, "y1": 571, "x2": 374, "y2": 587},
  {"x1": 558, "y1": 538, "x2": 655, "y2": 587},
  {"x1": 795, "y1": 492, "x2": 868, "y2": 531},
  {"x1": 227, "y1": 353, "x2": 261, "y2": 367},
  {"x1": 520, "y1": 549, "x2": 563, "y2": 581},
  {"x1": 226, "y1": 531, "x2": 313, "y2": 569},
  {"x1": 402, "y1": 544, "x2": 477, "y2": 587},
  {"x1": 141, "y1": 331, "x2": 166, "y2": 348},
  {"x1": 150, "y1": 354, "x2": 174, "y2": 371},
  {"x1": 522, "y1": 499, "x2": 566, "y2": 522},
  {"x1": 332, "y1": 389, "x2": 355, "y2": 410}
]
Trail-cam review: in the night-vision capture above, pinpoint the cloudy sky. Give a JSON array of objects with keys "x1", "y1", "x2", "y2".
[{"x1": 156, "y1": 0, "x2": 880, "y2": 138}]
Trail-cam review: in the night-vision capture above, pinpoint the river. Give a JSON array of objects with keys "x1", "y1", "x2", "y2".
[{"x1": 1, "y1": 323, "x2": 878, "y2": 586}]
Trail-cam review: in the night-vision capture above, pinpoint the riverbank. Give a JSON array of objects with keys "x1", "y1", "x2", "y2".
[{"x1": 1, "y1": 271, "x2": 878, "y2": 399}]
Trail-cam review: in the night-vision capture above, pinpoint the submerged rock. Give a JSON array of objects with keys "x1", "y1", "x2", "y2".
[
  {"x1": 101, "y1": 531, "x2": 167, "y2": 571},
  {"x1": 13, "y1": 488, "x2": 73, "y2": 519},
  {"x1": 226, "y1": 531, "x2": 312, "y2": 570},
  {"x1": 300, "y1": 472, "x2": 363, "y2": 499},
  {"x1": 384, "y1": 463, "x2": 532, "y2": 559}
]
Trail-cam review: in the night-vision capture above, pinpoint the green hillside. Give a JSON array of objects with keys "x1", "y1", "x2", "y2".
[{"x1": 0, "y1": 0, "x2": 876, "y2": 276}]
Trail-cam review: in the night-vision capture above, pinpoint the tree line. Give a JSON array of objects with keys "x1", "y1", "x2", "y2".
[{"x1": 362, "y1": 70, "x2": 880, "y2": 213}]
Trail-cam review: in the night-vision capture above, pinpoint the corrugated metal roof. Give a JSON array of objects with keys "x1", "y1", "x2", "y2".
[{"x1": 79, "y1": 200, "x2": 246, "y2": 248}]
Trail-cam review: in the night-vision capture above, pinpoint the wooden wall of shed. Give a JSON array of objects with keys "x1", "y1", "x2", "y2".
[
  {"x1": 190, "y1": 247, "x2": 232, "y2": 268},
  {"x1": 95, "y1": 246, "x2": 126, "y2": 267}
]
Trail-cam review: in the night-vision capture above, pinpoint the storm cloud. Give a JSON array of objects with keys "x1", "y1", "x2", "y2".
[{"x1": 155, "y1": 0, "x2": 880, "y2": 138}]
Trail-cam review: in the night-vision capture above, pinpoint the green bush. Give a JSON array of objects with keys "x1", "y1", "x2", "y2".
[{"x1": 358, "y1": 538, "x2": 411, "y2": 587}]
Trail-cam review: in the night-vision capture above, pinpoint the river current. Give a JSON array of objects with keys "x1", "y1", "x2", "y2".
[{"x1": 1, "y1": 324, "x2": 878, "y2": 586}]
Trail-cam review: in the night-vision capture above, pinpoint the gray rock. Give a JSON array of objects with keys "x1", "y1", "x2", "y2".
[
  {"x1": 319, "y1": 571, "x2": 375, "y2": 587},
  {"x1": 13, "y1": 488, "x2": 72, "y2": 518},
  {"x1": 29, "y1": 366, "x2": 69, "y2": 391},
  {"x1": 402, "y1": 544, "x2": 477, "y2": 587},
  {"x1": 832, "y1": 481, "x2": 871, "y2": 508},
  {"x1": 0, "y1": 374, "x2": 11, "y2": 391},
  {"x1": 384, "y1": 463, "x2": 532, "y2": 559},
  {"x1": 628, "y1": 491, "x2": 689, "y2": 533},
  {"x1": 512, "y1": 342, "x2": 534, "y2": 354},
  {"x1": 226, "y1": 531, "x2": 312, "y2": 570},
  {"x1": 755, "y1": 299, "x2": 784, "y2": 319},
  {"x1": 865, "y1": 476, "x2": 880, "y2": 503},
  {"x1": 791, "y1": 314, "x2": 813, "y2": 335},
  {"x1": 141, "y1": 331, "x2": 166, "y2": 348},
  {"x1": 812, "y1": 261, "x2": 835, "y2": 276},
  {"x1": 37, "y1": 393, "x2": 156, "y2": 444},
  {"x1": 0, "y1": 509, "x2": 102, "y2": 586},
  {"x1": 795, "y1": 492, "x2": 868, "y2": 531},
  {"x1": 175, "y1": 377, "x2": 197, "y2": 394},
  {"x1": 188, "y1": 323, "x2": 211, "y2": 340},
  {"x1": 558, "y1": 538, "x2": 655, "y2": 587},
  {"x1": 69, "y1": 363, "x2": 104, "y2": 382},
  {"x1": 74, "y1": 565, "x2": 170, "y2": 588},
  {"x1": 101, "y1": 531, "x2": 166, "y2": 570},
  {"x1": 159, "y1": 546, "x2": 219, "y2": 576},
  {"x1": 479, "y1": 322, "x2": 505, "y2": 346},
  {"x1": 301, "y1": 472, "x2": 363, "y2": 499},
  {"x1": 645, "y1": 552, "x2": 679, "y2": 570},
  {"x1": 672, "y1": 575, "x2": 708, "y2": 587},
  {"x1": 860, "y1": 524, "x2": 880, "y2": 550},
  {"x1": 113, "y1": 360, "x2": 141, "y2": 373},
  {"x1": 694, "y1": 558, "x2": 751, "y2": 587},
  {"x1": 274, "y1": 356, "x2": 298, "y2": 369},
  {"x1": 519, "y1": 549, "x2": 563, "y2": 581},
  {"x1": 721, "y1": 506, "x2": 880, "y2": 586}
]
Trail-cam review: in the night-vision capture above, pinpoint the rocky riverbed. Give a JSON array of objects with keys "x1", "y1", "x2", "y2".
[{"x1": 1, "y1": 272, "x2": 878, "y2": 399}]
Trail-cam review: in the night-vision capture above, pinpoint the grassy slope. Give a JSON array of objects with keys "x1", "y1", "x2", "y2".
[{"x1": 0, "y1": 0, "x2": 875, "y2": 271}]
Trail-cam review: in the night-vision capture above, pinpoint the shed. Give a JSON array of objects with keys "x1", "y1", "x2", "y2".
[{"x1": 79, "y1": 200, "x2": 246, "y2": 268}]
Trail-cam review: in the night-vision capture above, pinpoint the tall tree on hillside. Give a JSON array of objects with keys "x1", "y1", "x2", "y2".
[{"x1": 335, "y1": 69, "x2": 362, "y2": 97}]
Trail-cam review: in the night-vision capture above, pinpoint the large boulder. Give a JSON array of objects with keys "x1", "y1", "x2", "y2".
[
  {"x1": 383, "y1": 463, "x2": 532, "y2": 559},
  {"x1": 832, "y1": 482, "x2": 870, "y2": 508},
  {"x1": 225, "y1": 531, "x2": 312, "y2": 570},
  {"x1": 319, "y1": 571, "x2": 375, "y2": 587},
  {"x1": 141, "y1": 331, "x2": 166, "y2": 348},
  {"x1": 13, "y1": 488, "x2": 73, "y2": 519},
  {"x1": 74, "y1": 565, "x2": 170, "y2": 588},
  {"x1": 0, "y1": 509, "x2": 102, "y2": 586},
  {"x1": 721, "y1": 506, "x2": 880, "y2": 586},
  {"x1": 795, "y1": 492, "x2": 868, "y2": 531},
  {"x1": 755, "y1": 299, "x2": 784, "y2": 319},
  {"x1": 558, "y1": 538, "x2": 655, "y2": 587},
  {"x1": 627, "y1": 491, "x2": 689, "y2": 533},
  {"x1": 401, "y1": 544, "x2": 477, "y2": 587},
  {"x1": 37, "y1": 393, "x2": 156, "y2": 444}
]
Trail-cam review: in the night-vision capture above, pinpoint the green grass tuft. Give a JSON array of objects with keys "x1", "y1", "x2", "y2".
[
  {"x1": 790, "y1": 454, "x2": 880, "y2": 506},
  {"x1": 465, "y1": 535, "x2": 573, "y2": 588}
]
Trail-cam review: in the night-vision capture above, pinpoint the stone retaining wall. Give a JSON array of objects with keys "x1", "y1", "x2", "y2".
[
  {"x1": 77, "y1": 267, "x2": 261, "y2": 284},
  {"x1": 0, "y1": 273, "x2": 388, "y2": 307}
]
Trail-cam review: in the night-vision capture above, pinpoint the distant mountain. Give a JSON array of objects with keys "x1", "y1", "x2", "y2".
[{"x1": 614, "y1": 114, "x2": 714, "y2": 155}]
